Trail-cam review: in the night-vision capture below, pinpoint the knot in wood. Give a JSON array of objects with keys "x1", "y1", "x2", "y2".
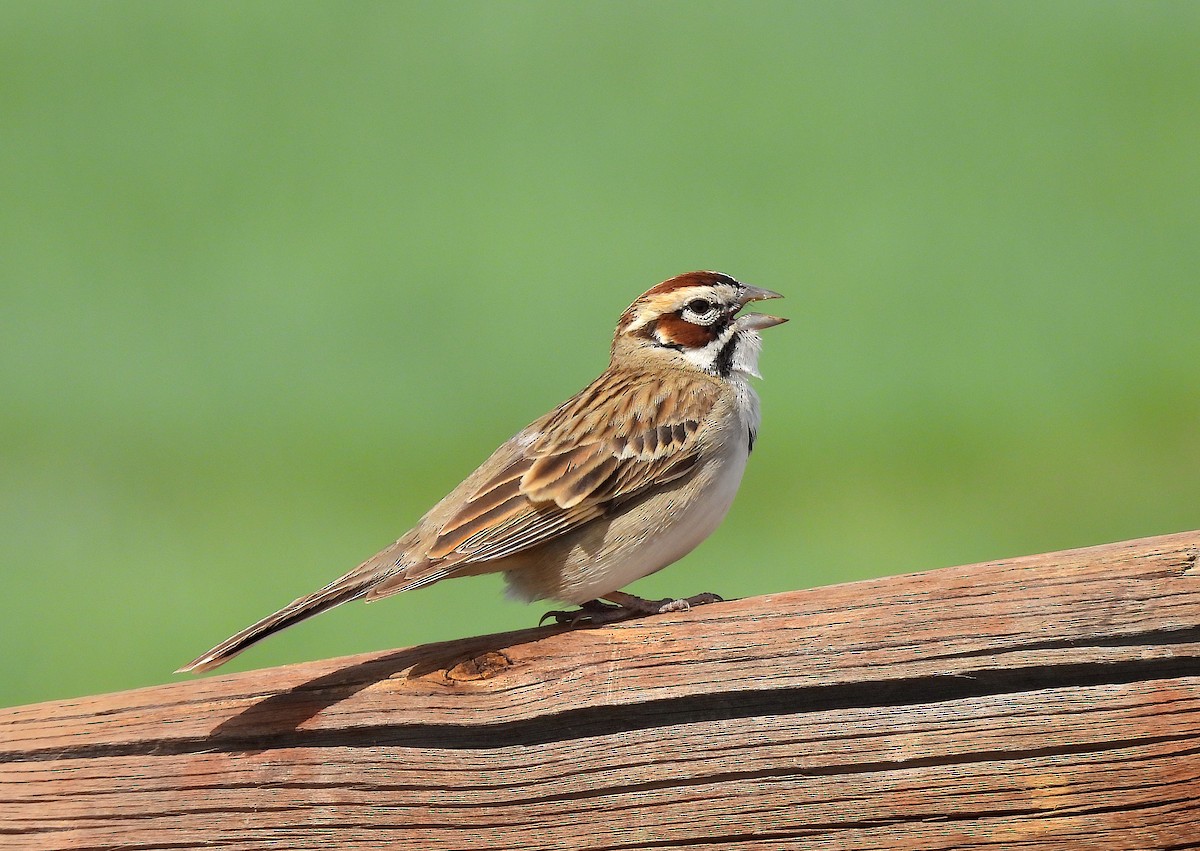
[{"x1": 444, "y1": 650, "x2": 512, "y2": 682}]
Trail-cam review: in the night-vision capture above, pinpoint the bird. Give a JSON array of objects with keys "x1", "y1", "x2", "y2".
[{"x1": 177, "y1": 271, "x2": 786, "y2": 673}]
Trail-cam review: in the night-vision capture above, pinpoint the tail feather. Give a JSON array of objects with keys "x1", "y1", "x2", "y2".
[{"x1": 176, "y1": 580, "x2": 371, "y2": 674}]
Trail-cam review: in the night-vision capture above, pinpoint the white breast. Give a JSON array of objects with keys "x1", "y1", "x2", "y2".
[{"x1": 540, "y1": 375, "x2": 761, "y2": 603}]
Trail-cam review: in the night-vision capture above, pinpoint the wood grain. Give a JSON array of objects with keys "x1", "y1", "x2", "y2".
[{"x1": 2, "y1": 531, "x2": 1198, "y2": 849}]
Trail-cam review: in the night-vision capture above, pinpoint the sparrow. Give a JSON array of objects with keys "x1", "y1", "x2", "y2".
[{"x1": 178, "y1": 271, "x2": 785, "y2": 673}]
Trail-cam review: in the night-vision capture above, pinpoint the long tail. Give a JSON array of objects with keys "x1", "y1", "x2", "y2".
[{"x1": 175, "y1": 579, "x2": 374, "y2": 674}]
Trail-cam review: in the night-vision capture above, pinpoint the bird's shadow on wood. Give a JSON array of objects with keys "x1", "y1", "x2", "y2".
[{"x1": 209, "y1": 625, "x2": 558, "y2": 747}]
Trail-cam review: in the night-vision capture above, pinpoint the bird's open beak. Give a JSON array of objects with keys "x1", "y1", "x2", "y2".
[{"x1": 735, "y1": 285, "x2": 787, "y2": 330}]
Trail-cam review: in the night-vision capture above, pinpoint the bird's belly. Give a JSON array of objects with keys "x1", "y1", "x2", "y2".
[{"x1": 502, "y1": 445, "x2": 750, "y2": 604}]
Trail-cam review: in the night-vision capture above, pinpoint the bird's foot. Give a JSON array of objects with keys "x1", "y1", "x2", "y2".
[
  {"x1": 608, "y1": 590, "x2": 725, "y2": 615},
  {"x1": 539, "y1": 591, "x2": 725, "y2": 627},
  {"x1": 655, "y1": 591, "x2": 725, "y2": 613},
  {"x1": 539, "y1": 598, "x2": 632, "y2": 626}
]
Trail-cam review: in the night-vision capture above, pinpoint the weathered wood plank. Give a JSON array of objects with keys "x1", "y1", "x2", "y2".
[{"x1": 2, "y1": 531, "x2": 1198, "y2": 849}]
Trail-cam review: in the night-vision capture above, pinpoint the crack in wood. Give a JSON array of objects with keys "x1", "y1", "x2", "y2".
[
  {"x1": 919, "y1": 626, "x2": 1200, "y2": 661},
  {"x1": 5, "y1": 655, "x2": 1197, "y2": 764}
]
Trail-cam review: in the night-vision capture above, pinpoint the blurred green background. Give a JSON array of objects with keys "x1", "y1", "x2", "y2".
[{"x1": 3, "y1": 2, "x2": 1198, "y2": 708}]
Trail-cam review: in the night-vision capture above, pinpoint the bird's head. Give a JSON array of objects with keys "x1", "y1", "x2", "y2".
[{"x1": 614, "y1": 271, "x2": 786, "y2": 378}]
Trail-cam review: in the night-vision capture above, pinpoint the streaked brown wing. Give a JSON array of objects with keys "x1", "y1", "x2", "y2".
[
  {"x1": 427, "y1": 370, "x2": 720, "y2": 566},
  {"x1": 426, "y1": 456, "x2": 607, "y2": 562}
]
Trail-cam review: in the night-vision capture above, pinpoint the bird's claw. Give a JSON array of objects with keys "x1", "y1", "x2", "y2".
[{"x1": 539, "y1": 599, "x2": 627, "y2": 626}]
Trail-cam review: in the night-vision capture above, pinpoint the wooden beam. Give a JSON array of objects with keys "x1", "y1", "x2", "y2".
[{"x1": 3, "y1": 531, "x2": 1199, "y2": 849}]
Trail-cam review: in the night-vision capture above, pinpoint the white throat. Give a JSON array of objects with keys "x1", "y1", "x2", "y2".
[{"x1": 675, "y1": 328, "x2": 766, "y2": 380}]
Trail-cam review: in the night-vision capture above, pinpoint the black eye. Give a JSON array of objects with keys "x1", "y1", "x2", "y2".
[{"x1": 686, "y1": 298, "x2": 714, "y2": 314}]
